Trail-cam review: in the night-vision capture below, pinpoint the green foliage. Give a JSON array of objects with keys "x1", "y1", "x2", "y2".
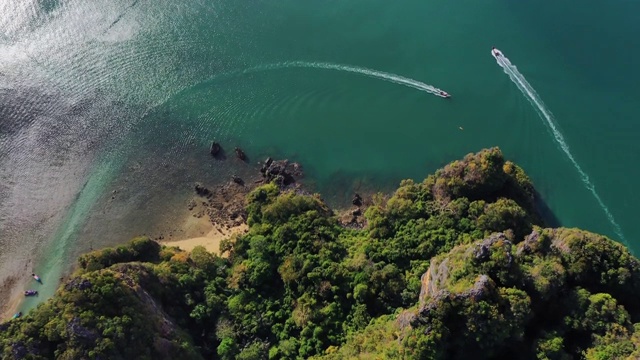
[
  {"x1": 3, "y1": 148, "x2": 639, "y2": 360},
  {"x1": 78, "y1": 236, "x2": 161, "y2": 272}
]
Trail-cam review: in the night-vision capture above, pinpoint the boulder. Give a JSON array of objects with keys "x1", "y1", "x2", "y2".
[
  {"x1": 232, "y1": 175, "x2": 244, "y2": 186},
  {"x1": 209, "y1": 142, "x2": 221, "y2": 156},
  {"x1": 261, "y1": 159, "x2": 297, "y2": 187},
  {"x1": 260, "y1": 157, "x2": 273, "y2": 174},
  {"x1": 352, "y1": 193, "x2": 363, "y2": 206},
  {"x1": 194, "y1": 182, "x2": 211, "y2": 197},
  {"x1": 235, "y1": 147, "x2": 247, "y2": 161}
]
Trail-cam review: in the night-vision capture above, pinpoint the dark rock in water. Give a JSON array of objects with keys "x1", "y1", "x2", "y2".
[
  {"x1": 265, "y1": 160, "x2": 296, "y2": 186},
  {"x1": 260, "y1": 157, "x2": 273, "y2": 174},
  {"x1": 267, "y1": 161, "x2": 285, "y2": 176},
  {"x1": 232, "y1": 175, "x2": 244, "y2": 186},
  {"x1": 352, "y1": 193, "x2": 363, "y2": 206},
  {"x1": 351, "y1": 207, "x2": 362, "y2": 216},
  {"x1": 235, "y1": 147, "x2": 247, "y2": 161},
  {"x1": 210, "y1": 142, "x2": 221, "y2": 156},
  {"x1": 194, "y1": 182, "x2": 211, "y2": 197},
  {"x1": 290, "y1": 162, "x2": 303, "y2": 177}
]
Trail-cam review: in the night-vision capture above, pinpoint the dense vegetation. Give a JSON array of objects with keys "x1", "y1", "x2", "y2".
[{"x1": 2, "y1": 147, "x2": 640, "y2": 359}]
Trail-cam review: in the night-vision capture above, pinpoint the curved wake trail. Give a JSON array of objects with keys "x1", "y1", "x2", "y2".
[
  {"x1": 492, "y1": 49, "x2": 626, "y2": 243},
  {"x1": 245, "y1": 61, "x2": 448, "y2": 97}
]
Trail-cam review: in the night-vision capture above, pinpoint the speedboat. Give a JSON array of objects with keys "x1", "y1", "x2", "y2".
[
  {"x1": 24, "y1": 290, "x2": 38, "y2": 296},
  {"x1": 32, "y1": 273, "x2": 41, "y2": 283},
  {"x1": 439, "y1": 91, "x2": 451, "y2": 98},
  {"x1": 491, "y1": 47, "x2": 503, "y2": 57}
]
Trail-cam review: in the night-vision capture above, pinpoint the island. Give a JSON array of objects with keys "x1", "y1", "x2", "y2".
[{"x1": 1, "y1": 147, "x2": 638, "y2": 360}]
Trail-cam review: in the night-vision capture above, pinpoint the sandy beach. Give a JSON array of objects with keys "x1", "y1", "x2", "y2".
[{"x1": 161, "y1": 213, "x2": 248, "y2": 254}]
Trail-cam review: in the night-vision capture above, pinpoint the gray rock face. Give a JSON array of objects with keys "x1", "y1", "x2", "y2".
[
  {"x1": 419, "y1": 258, "x2": 451, "y2": 307},
  {"x1": 259, "y1": 158, "x2": 301, "y2": 188},
  {"x1": 67, "y1": 317, "x2": 98, "y2": 344},
  {"x1": 473, "y1": 232, "x2": 511, "y2": 263},
  {"x1": 468, "y1": 274, "x2": 493, "y2": 301},
  {"x1": 418, "y1": 275, "x2": 497, "y2": 321},
  {"x1": 418, "y1": 233, "x2": 509, "y2": 315},
  {"x1": 65, "y1": 278, "x2": 93, "y2": 291},
  {"x1": 516, "y1": 229, "x2": 540, "y2": 256},
  {"x1": 11, "y1": 342, "x2": 27, "y2": 359}
]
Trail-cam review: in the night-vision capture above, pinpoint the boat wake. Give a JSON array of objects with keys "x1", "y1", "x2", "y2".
[
  {"x1": 492, "y1": 48, "x2": 626, "y2": 243},
  {"x1": 246, "y1": 61, "x2": 449, "y2": 98}
]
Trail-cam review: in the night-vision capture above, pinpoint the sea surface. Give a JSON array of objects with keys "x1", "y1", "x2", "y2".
[{"x1": 1, "y1": 0, "x2": 639, "y2": 314}]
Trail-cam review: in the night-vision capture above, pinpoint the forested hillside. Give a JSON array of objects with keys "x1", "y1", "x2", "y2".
[{"x1": 2, "y1": 148, "x2": 639, "y2": 360}]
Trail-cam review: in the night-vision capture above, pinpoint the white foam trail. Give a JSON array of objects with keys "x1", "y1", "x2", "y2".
[
  {"x1": 492, "y1": 49, "x2": 626, "y2": 243},
  {"x1": 246, "y1": 61, "x2": 448, "y2": 97}
]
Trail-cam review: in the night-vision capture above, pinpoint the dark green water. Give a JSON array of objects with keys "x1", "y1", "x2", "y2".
[{"x1": 1, "y1": 0, "x2": 639, "y2": 313}]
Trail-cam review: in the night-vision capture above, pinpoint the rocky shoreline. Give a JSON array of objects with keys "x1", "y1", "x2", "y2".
[{"x1": 156, "y1": 143, "x2": 371, "y2": 245}]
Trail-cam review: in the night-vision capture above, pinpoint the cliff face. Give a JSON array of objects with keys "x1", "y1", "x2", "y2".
[
  {"x1": 409, "y1": 228, "x2": 640, "y2": 360},
  {"x1": 418, "y1": 232, "x2": 511, "y2": 307},
  {"x1": 2, "y1": 148, "x2": 639, "y2": 360}
]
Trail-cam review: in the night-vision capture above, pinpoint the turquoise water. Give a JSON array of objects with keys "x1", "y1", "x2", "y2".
[{"x1": 1, "y1": 0, "x2": 640, "y2": 314}]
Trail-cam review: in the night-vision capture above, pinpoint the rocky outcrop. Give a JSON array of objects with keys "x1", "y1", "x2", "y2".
[
  {"x1": 209, "y1": 142, "x2": 221, "y2": 157},
  {"x1": 472, "y1": 232, "x2": 512, "y2": 265},
  {"x1": 418, "y1": 274, "x2": 497, "y2": 319},
  {"x1": 419, "y1": 257, "x2": 450, "y2": 307},
  {"x1": 516, "y1": 229, "x2": 541, "y2": 256},
  {"x1": 194, "y1": 183, "x2": 212, "y2": 197},
  {"x1": 232, "y1": 175, "x2": 244, "y2": 186},
  {"x1": 260, "y1": 157, "x2": 273, "y2": 174},
  {"x1": 235, "y1": 147, "x2": 247, "y2": 161},
  {"x1": 67, "y1": 317, "x2": 98, "y2": 344},
  {"x1": 419, "y1": 233, "x2": 512, "y2": 310},
  {"x1": 65, "y1": 279, "x2": 93, "y2": 291},
  {"x1": 259, "y1": 158, "x2": 302, "y2": 188}
]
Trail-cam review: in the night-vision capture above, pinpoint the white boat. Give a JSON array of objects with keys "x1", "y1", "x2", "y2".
[
  {"x1": 491, "y1": 47, "x2": 503, "y2": 58},
  {"x1": 438, "y1": 91, "x2": 451, "y2": 98}
]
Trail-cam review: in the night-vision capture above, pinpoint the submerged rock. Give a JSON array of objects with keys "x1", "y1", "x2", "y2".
[
  {"x1": 232, "y1": 175, "x2": 244, "y2": 186},
  {"x1": 235, "y1": 147, "x2": 247, "y2": 161},
  {"x1": 209, "y1": 142, "x2": 221, "y2": 156},
  {"x1": 194, "y1": 182, "x2": 211, "y2": 197}
]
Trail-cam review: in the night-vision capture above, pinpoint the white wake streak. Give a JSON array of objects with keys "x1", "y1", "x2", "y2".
[
  {"x1": 493, "y1": 50, "x2": 626, "y2": 243},
  {"x1": 246, "y1": 61, "x2": 448, "y2": 97}
]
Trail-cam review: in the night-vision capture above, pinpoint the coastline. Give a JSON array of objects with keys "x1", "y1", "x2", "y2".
[
  {"x1": 0, "y1": 153, "x2": 373, "y2": 321},
  {"x1": 141, "y1": 154, "x2": 372, "y2": 253},
  {"x1": 160, "y1": 213, "x2": 248, "y2": 254}
]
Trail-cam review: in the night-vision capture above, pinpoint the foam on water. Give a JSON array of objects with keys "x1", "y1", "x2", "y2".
[
  {"x1": 492, "y1": 48, "x2": 626, "y2": 244},
  {"x1": 247, "y1": 61, "x2": 449, "y2": 97}
]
